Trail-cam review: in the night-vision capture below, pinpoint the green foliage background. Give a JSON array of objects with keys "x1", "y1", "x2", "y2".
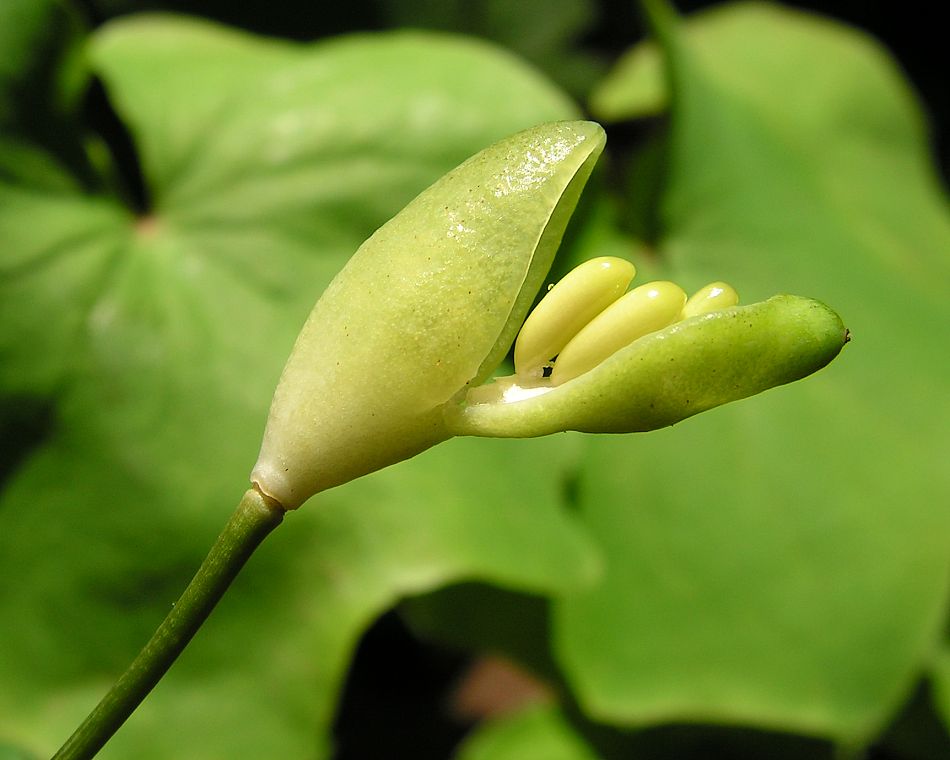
[{"x1": 1, "y1": 1, "x2": 948, "y2": 758}]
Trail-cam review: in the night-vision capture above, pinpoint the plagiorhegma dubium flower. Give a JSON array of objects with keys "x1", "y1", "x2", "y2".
[
  {"x1": 252, "y1": 120, "x2": 848, "y2": 509},
  {"x1": 53, "y1": 120, "x2": 848, "y2": 760}
]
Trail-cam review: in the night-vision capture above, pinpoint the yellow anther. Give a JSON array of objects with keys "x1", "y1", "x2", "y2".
[
  {"x1": 550, "y1": 280, "x2": 687, "y2": 385},
  {"x1": 681, "y1": 281, "x2": 739, "y2": 319},
  {"x1": 514, "y1": 256, "x2": 635, "y2": 381}
]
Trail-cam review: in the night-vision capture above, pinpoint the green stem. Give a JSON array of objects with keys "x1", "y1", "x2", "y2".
[{"x1": 51, "y1": 487, "x2": 285, "y2": 760}]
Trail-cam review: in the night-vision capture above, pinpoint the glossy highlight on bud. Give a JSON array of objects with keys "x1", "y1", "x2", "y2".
[{"x1": 682, "y1": 281, "x2": 739, "y2": 319}]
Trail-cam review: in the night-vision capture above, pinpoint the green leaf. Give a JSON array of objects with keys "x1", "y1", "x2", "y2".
[
  {"x1": 0, "y1": 16, "x2": 598, "y2": 758},
  {"x1": 556, "y1": 1, "x2": 950, "y2": 745},
  {"x1": 381, "y1": 0, "x2": 606, "y2": 98},
  {"x1": 589, "y1": 39, "x2": 666, "y2": 121},
  {"x1": 87, "y1": 14, "x2": 300, "y2": 201},
  {"x1": 455, "y1": 704, "x2": 601, "y2": 760}
]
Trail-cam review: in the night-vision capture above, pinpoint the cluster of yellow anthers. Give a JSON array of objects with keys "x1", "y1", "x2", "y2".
[{"x1": 474, "y1": 257, "x2": 738, "y2": 403}]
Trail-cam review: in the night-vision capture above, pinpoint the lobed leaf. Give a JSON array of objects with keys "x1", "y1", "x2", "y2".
[
  {"x1": 0, "y1": 16, "x2": 598, "y2": 759},
  {"x1": 556, "y1": 1, "x2": 950, "y2": 744}
]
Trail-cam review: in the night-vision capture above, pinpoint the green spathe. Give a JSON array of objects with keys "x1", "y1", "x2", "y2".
[
  {"x1": 252, "y1": 121, "x2": 606, "y2": 507},
  {"x1": 252, "y1": 119, "x2": 848, "y2": 511},
  {"x1": 446, "y1": 296, "x2": 847, "y2": 437}
]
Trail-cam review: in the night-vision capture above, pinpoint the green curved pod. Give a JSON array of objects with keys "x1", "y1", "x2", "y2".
[
  {"x1": 252, "y1": 121, "x2": 606, "y2": 507},
  {"x1": 444, "y1": 296, "x2": 848, "y2": 438}
]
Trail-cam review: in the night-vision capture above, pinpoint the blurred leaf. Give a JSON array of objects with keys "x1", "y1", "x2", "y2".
[
  {"x1": 555, "y1": 0, "x2": 950, "y2": 745},
  {"x1": 404, "y1": 583, "x2": 559, "y2": 679},
  {"x1": 88, "y1": 15, "x2": 299, "y2": 198},
  {"x1": 589, "y1": 39, "x2": 666, "y2": 121},
  {"x1": 382, "y1": 0, "x2": 606, "y2": 98},
  {"x1": 455, "y1": 704, "x2": 601, "y2": 760},
  {"x1": 0, "y1": 742, "x2": 39, "y2": 760},
  {"x1": 0, "y1": 16, "x2": 599, "y2": 758}
]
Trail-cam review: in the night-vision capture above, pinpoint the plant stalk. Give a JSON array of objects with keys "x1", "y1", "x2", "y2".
[{"x1": 51, "y1": 486, "x2": 285, "y2": 760}]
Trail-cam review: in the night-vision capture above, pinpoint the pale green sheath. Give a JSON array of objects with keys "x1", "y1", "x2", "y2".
[{"x1": 252, "y1": 121, "x2": 606, "y2": 507}]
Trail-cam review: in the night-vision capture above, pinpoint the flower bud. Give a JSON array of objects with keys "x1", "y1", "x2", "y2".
[
  {"x1": 252, "y1": 121, "x2": 606, "y2": 508},
  {"x1": 251, "y1": 120, "x2": 848, "y2": 510}
]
